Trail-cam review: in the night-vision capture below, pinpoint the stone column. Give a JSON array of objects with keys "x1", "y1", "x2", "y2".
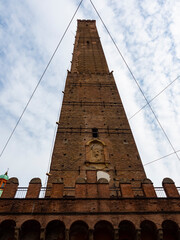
[
  {"x1": 158, "y1": 229, "x2": 163, "y2": 240},
  {"x1": 136, "y1": 229, "x2": 141, "y2": 240},
  {"x1": 14, "y1": 227, "x2": 20, "y2": 240},
  {"x1": 66, "y1": 229, "x2": 69, "y2": 240},
  {"x1": 114, "y1": 229, "x2": 119, "y2": 240},
  {"x1": 40, "y1": 228, "x2": 45, "y2": 240},
  {"x1": 89, "y1": 229, "x2": 94, "y2": 240}
]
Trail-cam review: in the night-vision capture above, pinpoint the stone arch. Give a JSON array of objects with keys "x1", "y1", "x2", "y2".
[
  {"x1": 45, "y1": 220, "x2": 65, "y2": 240},
  {"x1": 119, "y1": 220, "x2": 136, "y2": 240},
  {"x1": 69, "y1": 220, "x2": 89, "y2": 240},
  {"x1": 86, "y1": 139, "x2": 106, "y2": 146},
  {"x1": 0, "y1": 219, "x2": 16, "y2": 240},
  {"x1": 162, "y1": 220, "x2": 179, "y2": 240},
  {"x1": 140, "y1": 220, "x2": 157, "y2": 240},
  {"x1": 94, "y1": 220, "x2": 114, "y2": 240},
  {"x1": 20, "y1": 220, "x2": 41, "y2": 240}
]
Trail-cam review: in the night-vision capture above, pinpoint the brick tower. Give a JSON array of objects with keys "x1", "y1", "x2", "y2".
[
  {"x1": 0, "y1": 20, "x2": 179, "y2": 240},
  {"x1": 46, "y1": 19, "x2": 146, "y2": 196}
]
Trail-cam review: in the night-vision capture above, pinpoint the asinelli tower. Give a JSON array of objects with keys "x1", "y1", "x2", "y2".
[
  {"x1": 46, "y1": 20, "x2": 146, "y2": 196},
  {"x1": 0, "y1": 20, "x2": 179, "y2": 240}
]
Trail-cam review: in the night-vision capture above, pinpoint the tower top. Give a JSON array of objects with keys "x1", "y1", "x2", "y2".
[
  {"x1": 70, "y1": 19, "x2": 109, "y2": 74},
  {"x1": 0, "y1": 172, "x2": 9, "y2": 181}
]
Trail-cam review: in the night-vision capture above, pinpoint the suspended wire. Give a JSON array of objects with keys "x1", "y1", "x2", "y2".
[
  {"x1": 129, "y1": 75, "x2": 180, "y2": 120},
  {"x1": 89, "y1": 0, "x2": 180, "y2": 162},
  {"x1": 144, "y1": 150, "x2": 180, "y2": 166},
  {"x1": 0, "y1": 0, "x2": 84, "y2": 160},
  {"x1": 43, "y1": 63, "x2": 68, "y2": 187},
  {"x1": 43, "y1": 124, "x2": 57, "y2": 187}
]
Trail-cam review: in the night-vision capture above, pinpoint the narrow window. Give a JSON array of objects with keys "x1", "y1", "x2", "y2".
[{"x1": 92, "y1": 128, "x2": 98, "y2": 138}]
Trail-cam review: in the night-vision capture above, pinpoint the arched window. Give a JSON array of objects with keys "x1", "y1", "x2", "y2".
[
  {"x1": 94, "y1": 220, "x2": 114, "y2": 240},
  {"x1": 20, "y1": 220, "x2": 40, "y2": 240},
  {"x1": 140, "y1": 220, "x2": 157, "y2": 240},
  {"x1": 0, "y1": 220, "x2": 16, "y2": 240},
  {"x1": 69, "y1": 221, "x2": 89, "y2": 240},
  {"x1": 162, "y1": 220, "x2": 179, "y2": 240},
  {"x1": 119, "y1": 220, "x2": 136, "y2": 240},
  {"x1": 45, "y1": 220, "x2": 65, "y2": 240}
]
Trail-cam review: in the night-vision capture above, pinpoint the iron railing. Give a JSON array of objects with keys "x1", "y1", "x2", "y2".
[{"x1": 9, "y1": 186, "x2": 179, "y2": 199}]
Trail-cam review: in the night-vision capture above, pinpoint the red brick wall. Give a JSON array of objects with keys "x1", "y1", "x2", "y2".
[{"x1": 46, "y1": 20, "x2": 146, "y2": 195}]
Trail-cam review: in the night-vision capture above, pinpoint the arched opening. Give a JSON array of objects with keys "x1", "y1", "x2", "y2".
[
  {"x1": 162, "y1": 220, "x2": 179, "y2": 240},
  {"x1": 0, "y1": 220, "x2": 16, "y2": 240},
  {"x1": 45, "y1": 220, "x2": 65, "y2": 240},
  {"x1": 119, "y1": 220, "x2": 136, "y2": 240},
  {"x1": 94, "y1": 220, "x2": 114, "y2": 240},
  {"x1": 20, "y1": 220, "x2": 40, "y2": 240},
  {"x1": 140, "y1": 220, "x2": 157, "y2": 240},
  {"x1": 69, "y1": 221, "x2": 89, "y2": 240}
]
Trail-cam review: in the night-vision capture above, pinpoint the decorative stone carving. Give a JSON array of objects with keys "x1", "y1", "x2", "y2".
[
  {"x1": 85, "y1": 139, "x2": 109, "y2": 169},
  {"x1": 90, "y1": 141, "x2": 104, "y2": 163}
]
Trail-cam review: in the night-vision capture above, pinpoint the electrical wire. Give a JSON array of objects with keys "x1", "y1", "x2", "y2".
[
  {"x1": 89, "y1": 0, "x2": 180, "y2": 162},
  {"x1": 144, "y1": 150, "x2": 180, "y2": 166},
  {"x1": 0, "y1": 0, "x2": 84, "y2": 160},
  {"x1": 129, "y1": 75, "x2": 180, "y2": 120}
]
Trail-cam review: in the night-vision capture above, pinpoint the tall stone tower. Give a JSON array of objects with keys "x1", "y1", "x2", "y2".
[
  {"x1": 0, "y1": 20, "x2": 179, "y2": 240},
  {"x1": 46, "y1": 19, "x2": 146, "y2": 196}
]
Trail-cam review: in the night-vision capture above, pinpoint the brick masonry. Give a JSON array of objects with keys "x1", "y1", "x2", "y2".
[
  {"x1": 46, "y1": 20, "x2": 146, "y2": 195},
  {"x1": 0, "y1": 20, "x2": 179, "y2": 239}
]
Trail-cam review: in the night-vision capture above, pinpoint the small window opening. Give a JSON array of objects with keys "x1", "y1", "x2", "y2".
[{"x1": 92, "y1": 128, "x2": 98, "y2": 138}]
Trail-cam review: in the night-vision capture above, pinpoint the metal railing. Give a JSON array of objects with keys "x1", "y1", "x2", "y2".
[{"x1": 11, "y1": 186, "x2": 180, "y2": 199}]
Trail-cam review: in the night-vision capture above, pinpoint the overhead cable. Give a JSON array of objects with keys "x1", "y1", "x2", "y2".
[
  {"x1": 129, "y1": 75, "x2": 180, "y2": 120},
  {"x1": 0, "y1": 0, "x2": 84, "y2": 159},
  {"x1": 144, "y1": 150, "x2": 180, "y2": 166},
  {"x1": 89, "y1": 0, "x2": 180, "y2": 162}
]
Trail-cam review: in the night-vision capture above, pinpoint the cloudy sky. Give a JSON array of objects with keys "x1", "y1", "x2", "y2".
[{"x1": 0, "y1": 0, "x2": 180, "y2": 188}]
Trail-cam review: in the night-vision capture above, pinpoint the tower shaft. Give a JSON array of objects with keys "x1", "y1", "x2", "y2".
[{"x1": 46, "y1": 20, "x2": 146, "y2": 195}]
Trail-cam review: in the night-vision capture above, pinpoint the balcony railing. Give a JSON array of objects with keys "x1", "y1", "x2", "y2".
[{"x1": 4, "y1": 186, "x2": 178, "y2": 199}]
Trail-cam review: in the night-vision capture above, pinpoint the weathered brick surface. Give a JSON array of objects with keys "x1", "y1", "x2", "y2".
[
  {"x1": 0, "y1": 198, "x2": 179, "y2": 228},
  {"x1": 142, "y1": 179, "x2": 157, "y2": 198},
  {"x1": 163, "y1": 178, "x2": 180, "y2": 198},
  {"x1": 1, "y1": 177, "x2": 18, "y2": 198},
  {"x1": 97, "y1": 183, "x2": 110, "y2": 198},
  {"x1": 50, "y1": 183, "x2": 64, "y2": 198},
  {"x1": 75, "y1": 183, "x2": 86, "y2": 198},
  {"x1": 120, "y1": 183, "x2": 134, "y2": 198},
  {"x1": 0, "y1": 20, "x2": 179, "y2": 237},
  {"x1": 26, "y1": 178, "x2": 41, "y2": 198},
  {"x1": 46, "y1": 20, "x2": 146, "y2": 195}
]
